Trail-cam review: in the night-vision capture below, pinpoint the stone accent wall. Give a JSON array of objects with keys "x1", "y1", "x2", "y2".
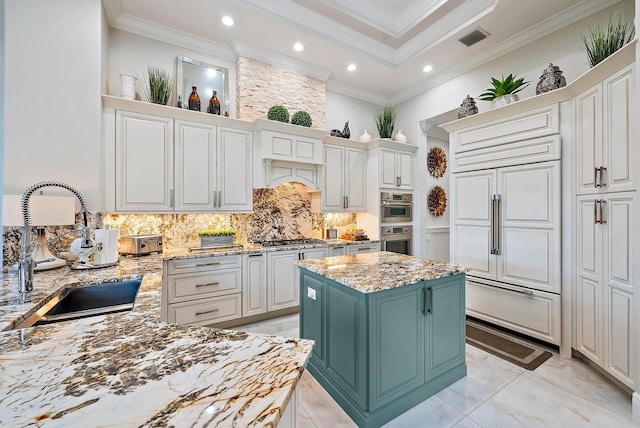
[{"x1": 236, "y1": 56, "x2": 326, "y2": 129}]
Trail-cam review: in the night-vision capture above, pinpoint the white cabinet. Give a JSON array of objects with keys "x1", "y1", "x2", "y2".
[
  {"x1": 110, "y1": 102, "x2": 253, "y2": 213},
  {"x1": 447, "y1": 103, "x2": 562, "y2": 346},
  {"x1": 574, "y1": 63, "x2": 636, "y2": 390},
  {"x1": 267, "y1": 247, "x2": 327, "y2": 311},
  {"x1": 452, "y1": 161, "x2": 561, "y2": 294},
  {"x1": 576, "y1": 65, "x2": 636, "y2": 195},
  {"x1": 328, "y1": 245, "x2": 346, "y2": 256},
  {"x1": 242, "y1": 253, "x2": 267, "y2": 317},
  {"x1": 320, "y1": 144, "x2": 366, "y2": 212},
  {"x1": 380, "y1": 148, "x2": 413, "y2": 190},
  {"x1": 576, "y1": 192, "x2": 636, "y2": 388},
  {"x1": 162, "y1": 255, "x2": 243, "y2": 326},
  {"x1": 115, "y1": 111, "x2": 174, "y2": 211}
]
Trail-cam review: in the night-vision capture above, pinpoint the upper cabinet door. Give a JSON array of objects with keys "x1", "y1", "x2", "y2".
[
  {"x1": 575, "y1": 84, "x2": 602, "y2": 195},
  {"x1": 602, "y1": 64, "x2": 636, "y2": 194},
  {"x1": 379, "y1": 148, "x2": 414, "y2": 190},
  {"x1": 174, "y1": 120, "x2": 217, "y2": 211},
  {"x1": 397, "y1": 151, "x2": 414, "y2": 190},
  {"x1": 115, "y1": 111, "x2": 174, "y2": 212},
  {"x1": 576, "y1": 64, "x2": 636, "y2": 195},
  {"x1": 217, "y1": 127, "x2": 253, "y2": 211},
  {"x1": 323, "y1": 145, "x2": 346, "y2": 211},
  {"x1": 345, "y1": 147, "x2": 367, "y2": 211}
]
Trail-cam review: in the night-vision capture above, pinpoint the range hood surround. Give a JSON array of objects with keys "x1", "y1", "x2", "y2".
[{"x1": 254, "y1": 118, "x2": 329, "y2": 190}]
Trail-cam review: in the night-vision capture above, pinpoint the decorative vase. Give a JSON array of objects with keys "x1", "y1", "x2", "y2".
[
  {"x1": 394, "y1": 129, "x2": 407, "y2": 143},
  {"x1": 490, "y1": 94, "x2": 519, "y2": 109},
  {"x1": 536, "y1": 63, "x2": 567, "y2": 95},
  {"x1": 119, "y1": 73, "x2": 137, "y2": 100},
  {"x1": 200, "y1": 235, "x2": 234, "y2": 247},
  {"x1": 359, "y1": 129, "x2": 372, "y2": 142},
  {"x1": 207, "y1": 91, "x2": 221, "y2": 115},
  {"x1": 188, "y1": 86, "x2": 201, "y2": 111},
  {"x1": 457, "y1": 95, "x2": 478, "y2": 118}
]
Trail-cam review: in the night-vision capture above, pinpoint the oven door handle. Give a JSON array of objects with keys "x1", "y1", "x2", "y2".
[{"x1": 381, "y1": 201, "x2": 413, "y2": 206}]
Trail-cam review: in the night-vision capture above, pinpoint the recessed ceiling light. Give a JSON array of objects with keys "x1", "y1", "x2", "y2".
[
  {"x1": 221, "y1": 16, "x2": 234, "y2": 27},
  {"x1": 293, "y1": 42, "x2": 304, "y2": 52},
  {"x1": 347, "y1": 64, "x2": 357, "y2": 72},
  {"x1": 422, "y1": 65, "x2": 433, "y2": 73}
]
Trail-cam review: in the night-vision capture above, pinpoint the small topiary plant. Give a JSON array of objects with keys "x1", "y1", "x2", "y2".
[
  {"x1": 267, "y1": 105, "x2": 290, "y2": 123},
  {"x1": 291, "y1": 110, "x2": 312, "y2": 127}
]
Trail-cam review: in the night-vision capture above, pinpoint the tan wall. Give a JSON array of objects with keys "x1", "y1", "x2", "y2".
[{"x1": 236, "y1": 57, "x2": 326, "y2": 128}]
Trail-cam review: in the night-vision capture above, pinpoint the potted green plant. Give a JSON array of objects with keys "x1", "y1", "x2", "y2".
[
  {"x1": 479, "y1": 73, "x2": 529, "y2": 109},
  {"x1": 291, "y1": 110, "x2": 312, "y2": 127},
  {"x1": 267, "y1": 105, "x2": 290, "y2": 123},
  {"x1": 581, "y1": 13, "x2": 635, "y2": 68},
  {"x1": 142, "y1": 66, "x2": 174, "y2": 105},
  {"x1": 198, "y1": 229, "x2": 236, "y2": 247},
  {"x1": 374, "y1": 105, "x2": 396, "y2": 139}
]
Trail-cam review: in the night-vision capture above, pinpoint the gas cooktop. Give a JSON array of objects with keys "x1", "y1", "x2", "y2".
[{"x1": 255, "y1": 238, "x2": 325, "y2": 247}]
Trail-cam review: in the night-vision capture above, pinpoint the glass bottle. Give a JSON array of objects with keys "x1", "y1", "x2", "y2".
[
  {"x1": 188, "y1": 86, "x2": 201, "y2": 111},
  {"x1": 176, "y1": 95, "x2": 183, "y2": 109},
  {"x1": 207, "y1": 91, "x2": 221, "y2": 115}
]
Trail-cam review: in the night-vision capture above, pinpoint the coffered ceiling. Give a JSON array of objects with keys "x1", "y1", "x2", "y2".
[{"x1": 103, "y1": 0, "x2": 623, "y2": 104}]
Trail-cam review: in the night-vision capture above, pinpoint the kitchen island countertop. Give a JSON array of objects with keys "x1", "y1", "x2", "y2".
[
  {"x1": 0, "y1": 254, "x2": 313, "y2": 427},
  {"x1": 296, "y1": 251, "x2": 467, "y2": 293}
]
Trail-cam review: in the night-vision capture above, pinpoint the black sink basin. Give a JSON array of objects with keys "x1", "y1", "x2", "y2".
[{"x1": 15, "y1": 279, "x2": 142, "y2": 329}]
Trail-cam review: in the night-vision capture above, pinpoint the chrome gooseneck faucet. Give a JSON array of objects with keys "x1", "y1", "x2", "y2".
[{"x1": 18, "y1": 181, "x2": 92, "y2": 293}]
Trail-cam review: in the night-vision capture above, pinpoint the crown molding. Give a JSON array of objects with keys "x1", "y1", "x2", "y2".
[
  {"x1": 231, "y1": 42, "x2": 332, "y2": 81},
  {"x1": 110, "y1": 14, "x2": 236, "y2": 63},
  {"x1": 326, "y1": 80, "x2": 390, "y2": 105},
  {"x1": 389, "y1": 0, "x2": 622, "y2": 105}
]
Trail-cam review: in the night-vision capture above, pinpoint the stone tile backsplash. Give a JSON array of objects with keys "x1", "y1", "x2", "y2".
[{"x1": 2, "y1": 183, "x2": 356, "y2": 268}]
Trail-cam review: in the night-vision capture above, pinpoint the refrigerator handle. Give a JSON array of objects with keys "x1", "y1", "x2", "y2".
[{"x1": 495, "y1": 194, "x2": 502, "y2": 255}]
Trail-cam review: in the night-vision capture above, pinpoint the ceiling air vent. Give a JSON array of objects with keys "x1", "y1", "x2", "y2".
[{"x1": 459, "y1": 28, "x2": 490, "y2": 47}]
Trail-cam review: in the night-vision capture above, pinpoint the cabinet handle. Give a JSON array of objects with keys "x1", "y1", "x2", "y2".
[
  {"x1": 594, "y1": 167, "x2": 600, "y2": 188},
  {"x1": 519, "y1": 288, "x2": 534, "y2": 296},
  {"x1": 594, "y1": 199, "x2": 600, "y2": 224},
  {"x1": 195, "y1": 262, "x2": 221, "y2": 267},
  {"x1": 248, "y1": 253, "x2": 263, "y2": 258},
  {"x1": 195, "y1": 308, "x2": 219, "y2": 316},
  {"x1": 426, "y1": 287, "x2": 432, "y2": 314},
  {"x1": 170, "y1": 189, "x2": 175, "y2": 208},
  {"x1": 345, "y1": 196, "x2": 349, "y2": 209},
  {"x1": 599, "y1": 199, "x2": 606, "y2": 224},
  {"x1": 396, "y1": 176, "x2": 401, "y2": 187},
  {"x1": 496, "y1": 194, "x2": 502, "y2": 254},
  {"x1": 490, "y1": 194, "x2": 501, "y2": 255},
  {"x1": 218, "y1": 190, "x2": 222, "y2": 207},
  {"x1": 213, "y1": 190, "x2": 217, "y2": 208},
  {"x1": 599, "y1": 167, "x2": 606, "y2": 188},
  {"x1": 196, "y1": 282, "x2": 220, "y2": 288}
]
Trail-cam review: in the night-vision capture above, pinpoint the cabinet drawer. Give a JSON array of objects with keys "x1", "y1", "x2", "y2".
[
  {"x1": 167, "y1": 294, "x2": 241, "y2": 326},
  {"x1": 346, "y1": 243, "x2": 380, "y2": 254},
  {"x1": 465, "y1": 278, "x2": 560, "y2": 345},
  {"x1": 167, "y1": 269, "x2": 242, "y2": 303},
  {"x1": 166, "y1": 254, "x2": 242, "y2": 274}
]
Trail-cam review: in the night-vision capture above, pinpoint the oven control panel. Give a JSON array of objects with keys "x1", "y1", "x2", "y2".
[{"x1": 381, "y1": 225, "x2": 412, "y2": 235}]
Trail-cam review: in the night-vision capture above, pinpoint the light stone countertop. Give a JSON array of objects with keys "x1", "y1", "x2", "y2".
[
  {"x1": 0, "y1": 252, "x2": 313, "y2": 427},
  {"x1": 296, "y1": 251, "x2": 467, "y2": 293}
]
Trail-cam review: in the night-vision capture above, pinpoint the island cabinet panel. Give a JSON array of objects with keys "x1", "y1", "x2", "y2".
[
  {"x1": 369, "y1": 285, "x2": 424, "y2": 410},
  {"x1": 300, "y1": 268, "x2": 466, "y2": 428},
  {"x1": 326, "y1": 282, "x2": 367, "y2": 409}
]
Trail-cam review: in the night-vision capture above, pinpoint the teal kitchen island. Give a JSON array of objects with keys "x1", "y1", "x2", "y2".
[{"x1": 297, "y1": 251, "x2": 467, "y2": 428}]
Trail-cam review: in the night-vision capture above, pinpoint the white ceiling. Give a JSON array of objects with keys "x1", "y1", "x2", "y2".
[{"x1": 102, "y1": 0, "x2": 622, "y2": 104}]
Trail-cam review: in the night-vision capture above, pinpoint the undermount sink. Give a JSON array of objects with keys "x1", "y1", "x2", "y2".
[{"x1": 14, "y1": 279, "x2": 142, "y2": 329}]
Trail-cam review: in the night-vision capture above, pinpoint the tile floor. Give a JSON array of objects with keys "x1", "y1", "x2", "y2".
[{"x1": 236, "y1": 314, "x2": 639, "y2": 428}]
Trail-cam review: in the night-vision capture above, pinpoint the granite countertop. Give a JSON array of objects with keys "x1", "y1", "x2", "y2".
[
  {"x1": 0, "y1": 254, "x2": 313, "y2": 427},
  {"x1": 296, "y1": 251, "x2": 467, "y2": 293},
  {"x1": 162, "y1": 238, "x2": 380, "y2": 260}
]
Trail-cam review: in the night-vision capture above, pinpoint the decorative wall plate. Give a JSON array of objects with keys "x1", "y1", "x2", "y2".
[
  {"x1": 428, "y1": 186, "x2": 447, "y2": 216},
  {"x1": 427, "y1": 147, "x2": 447, "y2": 178}
]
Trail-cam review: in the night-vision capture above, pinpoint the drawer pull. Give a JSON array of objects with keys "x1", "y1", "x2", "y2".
[
  {"x1": 196, "y1": 282, "x2": 220, "y2": 288},
  {"x1": 195, "y1": 262, "x2": 221, "y2": 267},
  {"x1": 520, "y1": 289, "x2": 534, "y2": 296},
  {"x1": 195, "y1": 308, "x2": 219, "y2": 316}
]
